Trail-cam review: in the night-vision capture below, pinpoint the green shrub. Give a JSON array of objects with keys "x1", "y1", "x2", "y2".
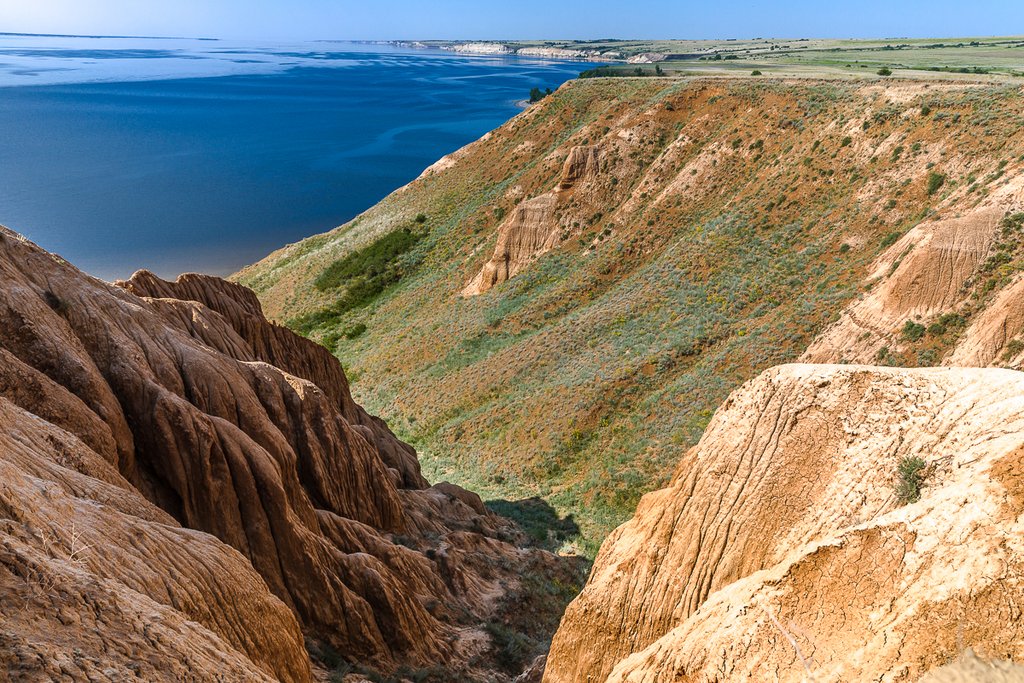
[
  {"x1": 1004, "y1": 338, "x2": 1024, "y2": 359},
  {"x1": 344, "y1": 322, "x2": 368, "y2": 339},
  {"x1": 877, "y1": 67, "x2": 893, "y2": 76},
  {"x1": 901, "y1": 320, "x2": 926, "y2": 342},
  {"x1": 880, "y1": 231, "x2": 902, "y2": 248},
  {"x1": 936, "y1": 312, "x2": 966, "y2": 329},
  {"x1": 484, "y1": 622, "x2": 536, "y2": 673},
  {"x1": 926, "y1": 171, "x2": 946, "y2": 195},
  {"x1": 751, "y1": 70, "x2": 762, "y2": 76},
  {"x1": 529, "y1": 87, "x2": 552, "y2": 103},
  {"x1": 315, "y1": 227, "x2": 423, "y2": 292},
  {"x1": 895, "y1": 456, "x2": 926, "y2": 504}
]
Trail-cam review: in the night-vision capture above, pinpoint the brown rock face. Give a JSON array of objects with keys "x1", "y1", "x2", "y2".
[
  {"x1": 463, "y1": 145, "x2": 601, "y2": 295},
  {"x1": 545, "y1": 364, "x2": 1024, "y2": 682},
  {"x1": 119, "y1": 269, "x2": 425, "y2": 487},
  {"x1": 0, "y1": 226, "x2": 578, "y2": 680},
  {"x1": 0, "y1": 398, "x2": 311, "y2": 683}
]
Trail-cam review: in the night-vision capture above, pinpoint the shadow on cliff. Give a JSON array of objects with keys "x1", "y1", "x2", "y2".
[{"x1": 486, "y1": 496, "x2": 581, "y2": 552}]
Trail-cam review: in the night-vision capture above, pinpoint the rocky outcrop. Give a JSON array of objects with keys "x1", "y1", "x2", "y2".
[
  {"x1": 625, "y1": 53, "x2": 667, "y2": 64},
  {"x1": 545, "y1": 364, "x2": 1024, "y2": 682},
  {"x1": 0, "y1": 397, "x2": 311, "y2": 682},
  {"x1": 803, "y1": 173, "x2": 1024, "y2": 366},
  {"x1": 119, "y1": 269, "x2": 425, "y2": 487},
  {"x1": 464, "y1": 145, "x2": 601, "y2": 295},
  {"x1": 446, "y1": 42, "x2": 512, "y2": 55},
  {"x1": 438, "y1": 43, "x2": 613, "y2": 61},
  {"x1": 0, "y1": 226, "x2": 579, "y2": 680}
]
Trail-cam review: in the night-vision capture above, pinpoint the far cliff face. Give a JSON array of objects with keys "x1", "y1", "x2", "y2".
[{"x1": 0, "y1": 227, "x2": 583, "y2": 682}]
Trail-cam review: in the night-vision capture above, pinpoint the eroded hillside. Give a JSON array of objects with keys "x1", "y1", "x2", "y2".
[
  {"x1": 238, "y1": 76, "x2": 1024, "y2": 549},
  {"x1": 544, "y1": 363, "x2": 1024, "y2": 682},
  {"x1": 0, "y1": 227, "x2": 583, "y2": 682}
]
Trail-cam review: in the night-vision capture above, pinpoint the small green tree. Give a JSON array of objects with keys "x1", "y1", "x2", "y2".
[
  {"x1": 927, "y1": 171, "x2": 946, "y2": 195},
  {"x1": 877, "y1": 67, "x2": 893, "y2": 76},
  {"x1": 902, "y1": 320, "x2": 926, "y2": 342}
]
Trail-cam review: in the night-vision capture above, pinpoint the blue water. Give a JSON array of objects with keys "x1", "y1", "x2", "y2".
[{"x1": 0, "y1": 36, "x2": 594, "y2": 279}]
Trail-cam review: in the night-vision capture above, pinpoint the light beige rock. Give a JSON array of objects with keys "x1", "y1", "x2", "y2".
[
  {"x1": 546, "y1": 364, "x2": 1024, "y2": 682},
  {"x1": 803, "y1": 175, "x2": 1024, "y2": 365}
]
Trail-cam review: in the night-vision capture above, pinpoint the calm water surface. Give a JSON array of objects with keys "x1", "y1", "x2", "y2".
[{"x1": 0, "y1": 36, "x2": 593, "y2": 279}]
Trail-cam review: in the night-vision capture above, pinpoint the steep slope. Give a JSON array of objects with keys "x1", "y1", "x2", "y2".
[
  {"x1": 237, "y1": 76, "x2": 1024, "y2": 549},
  {"x1": 802, "y1": 176, "x2": 1024, "y2": 368},
  {"x1": 545, "y1": 363, "x2": 1024, "y2": 682},
  {"x1": 0, "y1": 397, "x2": 310, "y2": 682},
  {"x1": 0, "y1": 226, "x2": 583, "y2": 681}
]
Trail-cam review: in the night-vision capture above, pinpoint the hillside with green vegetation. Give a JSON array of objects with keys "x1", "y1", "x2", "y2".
[{"x1": 237, "y1": 76, "x2": 1024, "y2": 553}]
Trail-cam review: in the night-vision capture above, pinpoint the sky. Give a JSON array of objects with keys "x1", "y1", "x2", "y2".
[{"x1": 1, "y1": 0, "x2": 1022, "y2": 42}]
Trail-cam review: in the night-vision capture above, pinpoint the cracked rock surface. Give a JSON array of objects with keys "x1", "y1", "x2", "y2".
[{"x1": 546, "y1": 363, "x2": 1024, "y2": 682}]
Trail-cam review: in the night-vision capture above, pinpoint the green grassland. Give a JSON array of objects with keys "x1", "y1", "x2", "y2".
[
  {"x1": 238, "y1": 76, "x2": 1024, "y2": 555},
  {"x1": 421, "y1": 35, "x2": 1024, "y2": 80}
]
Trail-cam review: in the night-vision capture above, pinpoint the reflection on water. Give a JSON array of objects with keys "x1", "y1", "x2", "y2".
[{"x1": 0, "y1": 35, "x2": 596, "y2": 279}]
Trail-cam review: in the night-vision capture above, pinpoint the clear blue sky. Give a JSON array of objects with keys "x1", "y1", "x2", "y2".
[{"x1": 2, "y1": 0, "x2": 1022, "y2": 41}]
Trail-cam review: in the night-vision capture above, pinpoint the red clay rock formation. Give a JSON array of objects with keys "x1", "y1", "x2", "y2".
[
  {"x1": 545, "y1": 364, "x2": 1024, "y2": 682},
  {"x1": 119, "y1": 269, "x2": 425, "y2": 487},
  {"x1": 464, "y1": 145, "x2": 601, "y2": 295},
  {"x1": 0, "y1": 226, "x2": 576, "y2": 680}
]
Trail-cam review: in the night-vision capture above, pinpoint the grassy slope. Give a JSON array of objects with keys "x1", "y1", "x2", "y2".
[{"x1": 237, "y1": 77, "x2": 1024, "y2": 553}]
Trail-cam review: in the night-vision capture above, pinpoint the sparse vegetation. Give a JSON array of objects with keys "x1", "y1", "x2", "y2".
[
  {"x1": 926, "y1": 171, "x2": 946, "y2": 195},
  {"x1": 895, "y1": 455, "x2": 927, "y2": 504},
  {"x1": 242, "y1": 78, "x2": 1024, "y2": 551}
]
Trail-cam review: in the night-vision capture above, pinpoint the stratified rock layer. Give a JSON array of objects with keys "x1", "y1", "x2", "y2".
[
  {"x1": 0, "y1": 226, "x2": 572, "y2": 680},
  {"x1": 545, "y1": 363, "x2": 1024, "y2": 682},
  {"x1": 463, "y1": 145, "x2": 601, "y2": 295},
  {"x1": 802, "y1": 175, "x2": 1024, "y2": 367}
]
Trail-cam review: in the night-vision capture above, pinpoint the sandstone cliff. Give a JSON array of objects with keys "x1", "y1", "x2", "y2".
[
  {"x1": 545, "y1": 364, "x2": 1024, "y2": 682},
  {"x1": 463, "y1": 144, "x2": 601, "y2": 295},
  {"x1": 0, "y1": 226, "x2": 581, "y2": 681}
]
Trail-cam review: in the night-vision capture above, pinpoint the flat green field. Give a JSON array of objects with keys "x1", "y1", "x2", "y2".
[{"x1": 424, "y1": 36, "x2": 1024, "y2": 80}]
